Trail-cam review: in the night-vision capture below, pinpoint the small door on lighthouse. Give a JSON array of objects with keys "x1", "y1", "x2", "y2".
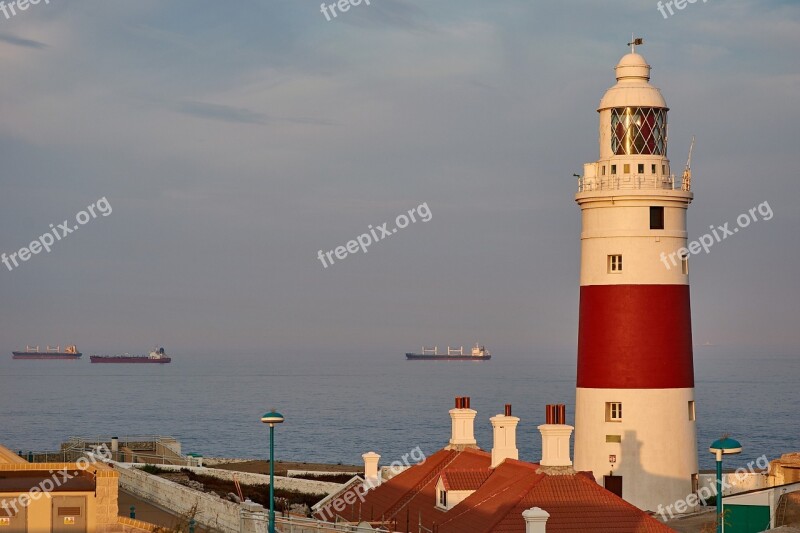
[{"x1": 604, "y1": 475, "x2": 623, "y2": 498}]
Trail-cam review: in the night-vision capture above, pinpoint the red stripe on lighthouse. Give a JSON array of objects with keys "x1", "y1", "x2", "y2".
[{"x1": 577, "y1": 284, "x2": 694, "y2": 389}]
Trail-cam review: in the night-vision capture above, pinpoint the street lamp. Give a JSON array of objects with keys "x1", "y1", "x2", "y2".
[
  {"x1": 261, "y1": 410, "x2": 285, "y2": 533},
  {"x1": 709, "y1": 436, "x2": 742, "y2": 533}
]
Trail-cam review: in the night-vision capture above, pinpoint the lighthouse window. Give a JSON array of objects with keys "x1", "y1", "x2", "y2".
[
  {"x1": 608, "y1": 255, "x2": 623, "y2": 273},
  {"x1": 650, "y1": 206, "x2": 665, "y2": 230},
  {"x1": 682, "y1": 254, "x2": 689, "y2": 275},
  {"x1": 606, "y1": 402, "x2": 623, "y2": 422},
  {"x1": 611, "y1": 164, "x2": 617, "y2": 175},
  {"x1": 611, "y1": 107, "x2": 667, "y2": 156},
  {"x1": 651, "y1": 164, "x2": 657, "y2": 174},
  {"x1": 638, "y1": 163, "x2": 645, "y2": 174},
  {"x1": 688, "y1": 401, "x2": 696, "y2": 421}
]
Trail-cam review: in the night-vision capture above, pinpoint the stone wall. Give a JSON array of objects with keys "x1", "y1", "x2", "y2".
[
  {"x1": 698, "y1": 471, "x2": 768, "y2": 497},
  {"x1": 129, "y1": 463, "x2": 340, "y2": 497},
  {"x1": 95, "y1": 464, "x2": 121, "y2": 528},
  {"x1": 116, "y1": 463, "x2": 242, "y2": 532},
  {"x1": 202, "y1": 457, "x2": 257, "y2": 466}
]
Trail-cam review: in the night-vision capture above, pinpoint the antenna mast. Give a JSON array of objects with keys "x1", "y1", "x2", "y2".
[{"x1": 682, "y1": 136, "x2": 695, "y2": 191}]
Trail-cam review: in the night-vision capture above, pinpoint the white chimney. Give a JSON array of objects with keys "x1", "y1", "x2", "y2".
[
  {"x1": 362, "y1": 451, "x2": 381, "y2": 487},
  {"x1": 490, "y1": 404, "x2": 519, "y2": 468},
  {"x1": 447, "y1": 397, "x2": 478, "y2": 449},
  {"x1": 539, "y1": 404, "x2": 573, "y2": 467},
  {"x1": 522, "y1": 507, "x2": 549, "y2": 533}
]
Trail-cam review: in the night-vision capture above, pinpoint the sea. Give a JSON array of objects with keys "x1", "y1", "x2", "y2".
[{"x1": 0, "y1": 349, "x2": 796, "y2": 471}]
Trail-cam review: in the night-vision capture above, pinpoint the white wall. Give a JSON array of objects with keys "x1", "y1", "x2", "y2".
[
  {"x1": 573, "y1": 387, "x2": 698, "y2": 513},
  {"x1": 698, "y1": 472, "x2": 768, "y2": 498}
]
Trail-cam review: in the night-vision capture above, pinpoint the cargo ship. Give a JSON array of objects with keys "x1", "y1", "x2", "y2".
[
  {"x1": 90, "y1": 347, "x2": 171, "y2": 364},
  {"x1": 406, "y1": 343, "x2": 491, "y2": 361},
  {"x1": 12, "y1": 345, "x2": 82, "y2": 360}
]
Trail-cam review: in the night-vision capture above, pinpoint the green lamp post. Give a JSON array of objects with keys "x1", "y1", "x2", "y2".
[
  {"x1": 709, "y1": 436, "x2": 742, "y2": 533},
  {"x1": 261, "y1": 410, "x2": 285, "y2": 533}
]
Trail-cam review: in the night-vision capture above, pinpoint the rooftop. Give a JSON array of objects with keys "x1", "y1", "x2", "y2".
[
  {"x1": 321, "y1": 447, "x2": 672, "y2": 533},
  {"x1": 0, "y1": 469, "x2": 96, "y2": 492}
]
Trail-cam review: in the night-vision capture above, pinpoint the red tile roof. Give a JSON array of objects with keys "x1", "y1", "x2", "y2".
[
  {"x1": 440, "y1": 469, "x2": 492, "y2": 491},
  {"x1": 320, "y1": 448, "x2": 673, "y2": 533}
]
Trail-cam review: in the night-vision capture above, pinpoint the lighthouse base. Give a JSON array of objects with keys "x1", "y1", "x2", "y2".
[{"x1": 573, "y1": 387, "x2": 698, "y2": 513}]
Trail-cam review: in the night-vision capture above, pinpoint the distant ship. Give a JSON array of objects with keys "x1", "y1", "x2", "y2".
[
  {"x1": 12, "y1": 344, "x2": 82, "y2": 360},
  {"x1": 90, "y1": 347, "x2": 171, "y2": 364},
  {"x1": 406, "y1": 343, "x2": 491, "y2": 361}
]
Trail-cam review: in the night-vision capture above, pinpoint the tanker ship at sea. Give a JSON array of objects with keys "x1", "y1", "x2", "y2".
[
  {"x1": 90, "y1": 347, "x2": 171, "y2": 364},
  {"x1": 406, "y1": 343, "x2": 491, "y2": 361},
  {"x1": 12, "y1": 345, "x2": 82, "y2": 360}
]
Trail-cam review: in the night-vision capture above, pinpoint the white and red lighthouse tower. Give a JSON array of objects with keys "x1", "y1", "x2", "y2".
[{"x1": 572, "y1": 42, "x2": 699, "y2": 512}]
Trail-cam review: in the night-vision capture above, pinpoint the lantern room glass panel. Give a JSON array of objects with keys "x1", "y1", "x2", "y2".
[{"x1": 611, "y1": 107, "x2": 667, "y2": 156}]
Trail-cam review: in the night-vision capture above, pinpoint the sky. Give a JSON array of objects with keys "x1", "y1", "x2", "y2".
[{"x1": 0, "y1": 0, "x2": 798, "y2": 358}]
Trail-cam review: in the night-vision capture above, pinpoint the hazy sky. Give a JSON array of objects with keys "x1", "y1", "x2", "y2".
[{"x1": 1, "y1": 0, "x2": 798, "y2": 357}]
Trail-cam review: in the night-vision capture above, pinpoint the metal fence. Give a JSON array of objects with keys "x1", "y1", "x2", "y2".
[{"x1": 275, "y1": 516, "x2": 398, "y2": 533}]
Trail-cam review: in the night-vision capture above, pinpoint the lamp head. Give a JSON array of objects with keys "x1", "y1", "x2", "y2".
[
  {"x1": 261, "y1": 410, "x2": 285, "y2": 425},
  {"x1": 709, "y1": 435, "x2": 742, "y2": 456}
]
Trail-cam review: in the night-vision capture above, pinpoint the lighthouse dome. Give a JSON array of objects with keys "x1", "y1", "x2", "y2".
[
  {"x1": 598, "y1": 52, "x2": 667, "y2": 111},
  {"x1": 615, "y1": 53, "x2": 650, "y2": 80}
]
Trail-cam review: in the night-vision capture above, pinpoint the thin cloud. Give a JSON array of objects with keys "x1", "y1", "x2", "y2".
[
  {"x1": 0, "y1": 33, "x2": 47, "y2": 49},
  {"x1": 175, "y1": 100, "x2": 334, "y2": 127},
  {"x1": 176, "y1": 101, "x2": 267, "y2": 125}
]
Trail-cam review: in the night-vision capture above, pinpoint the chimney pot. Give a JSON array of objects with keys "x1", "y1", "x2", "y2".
[
  {"x1": 505, "y1": 404, "x2": 512, "y2": 416},
  {"x1": 545, "y1": 404, "x2": 567, "y2": 425}
]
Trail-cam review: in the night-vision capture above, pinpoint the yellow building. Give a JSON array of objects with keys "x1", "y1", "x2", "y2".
[{"x1": 0, "y1": 444, "x2": 153, "y2": 533}]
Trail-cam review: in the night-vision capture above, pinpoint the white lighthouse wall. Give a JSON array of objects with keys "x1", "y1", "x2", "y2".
[
  {"x1": 574, "y1": 387, "x2": 699, "y2": 512},
  {"x1": 577, "y1": 193, "x2": 691, "y2": 287}
]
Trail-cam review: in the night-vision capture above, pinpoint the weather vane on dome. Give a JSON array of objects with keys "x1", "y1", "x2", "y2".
[{"x1": 628, "y1": 35, "x2": 644, "y2": 53}]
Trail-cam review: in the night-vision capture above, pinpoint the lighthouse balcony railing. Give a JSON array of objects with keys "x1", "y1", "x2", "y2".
[{"x1": 577, "y1": 174, "x2": 690, "y2": 193}]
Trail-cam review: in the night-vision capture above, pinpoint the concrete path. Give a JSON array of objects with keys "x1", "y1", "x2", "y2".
[{"x1": 119, "y1": 490, "x2": 210, "y2": 532}]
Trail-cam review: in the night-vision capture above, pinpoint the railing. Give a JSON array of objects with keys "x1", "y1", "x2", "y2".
[
  {"x1": 577, "y1": 174, "x2": 691, "y2": 193},
  {"x1": 20, "y1": 450, "x2": 78, "y2": 462},
  {"x1": 24, "y1": 435, "x2": 190, "y2": 465},
  {"x1": 65, "y1": 435, "x2": 174, "y2": 447},
  {"x1": 275, "y1": 515, "x2": 397, "y2": 533}
]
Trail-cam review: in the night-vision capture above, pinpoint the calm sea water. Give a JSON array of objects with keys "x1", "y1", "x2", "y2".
[{"x1": 0, "y1": 350, "x2": 796, "y2": 471}]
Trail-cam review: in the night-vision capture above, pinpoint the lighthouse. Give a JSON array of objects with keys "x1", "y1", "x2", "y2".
[{"x1": 572, "y1": 41, "x2": 699, "y2": 512}]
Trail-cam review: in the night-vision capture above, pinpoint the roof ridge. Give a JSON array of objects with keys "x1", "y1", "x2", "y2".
[
  {"x1": 438, "y1": 464, "x2": 547, "y2": 529},
  {"x1": 365, "y1": 448, "x2": 453, "y2": 522},
  {"x1": 441, "y1": 467, "x2": 492, "y2": 473},
  {"x1": 384, "y1": 449, "x2": 465, "y2": 521}
]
